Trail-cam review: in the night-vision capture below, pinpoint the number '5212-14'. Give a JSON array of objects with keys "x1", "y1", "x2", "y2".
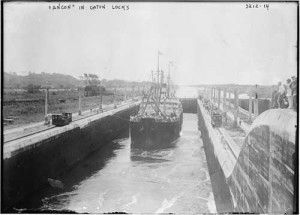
[{"x1": 245, "y1": 3, "x2": 269, "y2": 10}]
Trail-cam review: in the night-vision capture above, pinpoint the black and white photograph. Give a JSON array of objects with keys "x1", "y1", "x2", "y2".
[{"x1": 2, "y1": 1, "x2": 298, "y2": 213}]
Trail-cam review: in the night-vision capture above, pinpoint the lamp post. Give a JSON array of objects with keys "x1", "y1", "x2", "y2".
[
  {"x1": 41, "y1": 83, "x2": 51, "y2": 125},
  {"x1": 113, "y1": 87, "x2": 117, "y2": 108},
  {"x1": 99, "y1": 86, "x2": 103, "y2": 112},
  {"x1": 78, "y1": 86, "x2": 83, "y2": 115}
]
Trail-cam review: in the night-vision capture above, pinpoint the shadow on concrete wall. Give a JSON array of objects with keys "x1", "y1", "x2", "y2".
[{"x1": 3, "y1": 106, "x2": 139, "y2": 212}]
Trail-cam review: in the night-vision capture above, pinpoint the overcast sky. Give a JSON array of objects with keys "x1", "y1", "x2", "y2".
[{"x1": 4, "y1": 2, "x2": 297, "y2": 85}]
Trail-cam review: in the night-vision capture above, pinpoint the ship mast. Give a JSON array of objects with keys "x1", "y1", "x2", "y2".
[
  {"x1": 157, "y1": 70, "x2": 160, "y2": 98},
  {"x1": 168, "y1": 61, "x2": 172, "y2": 98},
  {"x1": 142, "y1": 51, "x2": 166, "y2": 118},
  {"x1": 157, "y1": 51, "x2": 162, "y2": 99},
  {"x1": 158, "y1": 70, "x2": 164, "y2": 103}
]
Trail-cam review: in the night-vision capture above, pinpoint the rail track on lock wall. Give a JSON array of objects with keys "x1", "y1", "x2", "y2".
[
  {"x1": 202, "y1": 106, "x2": 241, "y2": 160},
  {"x1": 4, "y1": 102, "x2": 137, "y2": 144}
]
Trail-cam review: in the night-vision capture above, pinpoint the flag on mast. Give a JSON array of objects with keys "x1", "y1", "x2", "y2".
[{"x1": 158, "y1": 50, "x2": 163, "y2": 55}]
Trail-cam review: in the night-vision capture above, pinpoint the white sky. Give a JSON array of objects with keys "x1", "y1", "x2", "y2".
[{"x1": 4, "y1": 2, "x2": 298, "y2": 85}]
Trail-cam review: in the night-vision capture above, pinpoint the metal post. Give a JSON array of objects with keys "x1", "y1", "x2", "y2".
[
  {"x1": 168, "y1": 62, "x2": 170, "y2": 98},
  {"x1": 269, "y1": 86, "x2": 274, "y2": 109},
  {"x1": 78, "y1": 87, "x2": 82, "y2": 115},
  {"x1": 45, "y1": 87, "x2": 48, "y2": 116},
  {"x1": 114, "y1": 87, "x2": 117, "y2": 108},
  {"x1": 99, "y1": 87, "x2": 103, "y2": 112},
  {"x1": 234, "y1": 90, "x2": 238, "y2": 127},
  {"x1": 249, "y1": 92, "x2": 252, "y2": 121},
  {"x1": 254, "y1": 87, "x2": 259, "y2": 119},
  {"x1": 223, "y1": 89, "x2": 227, "y2": 111},
  {"x1": 44, "y1": 87, "x2": 49, "y2": 124},
  {"x1": 210, "y1": 87, "x2": 213, "y2": 101},
  {"x1": 218, "y1": 88, "x2": 221, "y2": 111},
  {"x1": 157, "y1": 71, "x2": 160, "y2": 98}
]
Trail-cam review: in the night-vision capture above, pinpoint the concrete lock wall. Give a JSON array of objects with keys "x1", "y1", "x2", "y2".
[
  {"x1": 228, "y1": 109, "x2": 296, "y2": 213},
  {"x1": 3, "y1": 105, "x2": 139, "y2": 211},
  {"x1": 197, "y1": 100, "x2": 234, "y2": 213},
  {"x1": 197, "y1": 99, "x2": 296, "y2": 213}
]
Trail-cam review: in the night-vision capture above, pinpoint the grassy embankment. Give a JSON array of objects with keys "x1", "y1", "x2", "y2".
[{"x1": 3, "y1": 90, "x2": 132, "y2": 130}]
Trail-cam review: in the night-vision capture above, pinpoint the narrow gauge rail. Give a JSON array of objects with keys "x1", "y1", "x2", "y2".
[{"x1": 4, "y1": 102, "x2": 134, "y2": 144}]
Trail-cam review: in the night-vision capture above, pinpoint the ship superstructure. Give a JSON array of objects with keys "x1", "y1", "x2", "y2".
[{"x1": 130, "y1": 57, "x2": 183, "y2": 149}]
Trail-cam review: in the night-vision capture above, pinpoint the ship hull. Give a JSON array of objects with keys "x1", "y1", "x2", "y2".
[{"x1": 130, "y1": 114, "x2": 183, "y2": 149}]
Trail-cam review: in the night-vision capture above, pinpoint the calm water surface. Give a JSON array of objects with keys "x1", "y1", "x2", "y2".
[{"x1": 31, "y1": 113, "x2": 215, "y2": 213}]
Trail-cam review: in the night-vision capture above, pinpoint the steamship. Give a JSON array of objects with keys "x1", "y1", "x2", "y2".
[{"x1": 130, "y1": 67, "x2": 183, "y2": 149}]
